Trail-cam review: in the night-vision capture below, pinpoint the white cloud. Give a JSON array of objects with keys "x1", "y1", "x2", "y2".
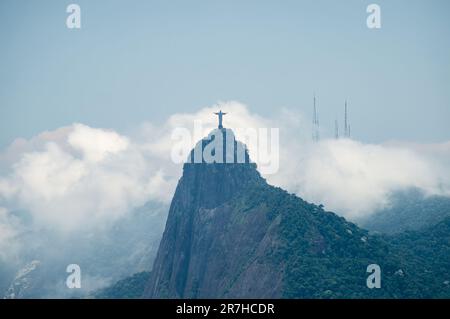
[
  {"x1": 0, "y1": 101, "x2": 449, "y2": 235},
  {"x1": 0, "y1": 207, "x2": 21, "y2": 261},
  {"x1": 135, "y1": 101, "x2": 450, "y2": 220},
  {"x1": 68, "y1": 124, "x2": 130, "y2": 162},
  {"x1": 1, "y1": 101, "x2": 450, "y2": 298},
  {"x1": 0, "y1": 124, "x2": 175, "y2": 232},
  {"x1": 270, "y1": 138, "x2": 450, "y2": 220}
]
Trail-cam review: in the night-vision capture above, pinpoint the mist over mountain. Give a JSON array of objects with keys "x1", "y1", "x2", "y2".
[
  {"x1": 0, "y1": 201, "x2": 167, "y2": 298},
  {"x1": 143, "y1": 128, "x2": 450, "y2": 298},
  {"x1": 361, "y1": 188, "x2": 450, "y2": 234},
  {"x1": 1, "y1": 103, "x2": 450, "y2": 298},
  {"x1": 1, "y1": 0, "x2": 449, "y2": 302}
]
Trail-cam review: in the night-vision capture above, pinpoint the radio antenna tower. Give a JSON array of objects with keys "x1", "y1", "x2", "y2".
[
  {"x1": 335, "y1": 119, "x2": 339, "y2": 139},
  {"x1": 344, "y1": 100, "x2": 350, "y2": 138},
  {"x1": 312, "y1": 94, "x2": 320, "y2": 142}
]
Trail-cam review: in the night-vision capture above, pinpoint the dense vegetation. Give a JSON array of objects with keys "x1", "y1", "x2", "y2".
[
  {"x1": 230, "y1": 183, "x2": 450, "y2": 298},
  {"x1": 97, "y1": 186, "x2": 450, "y2": 299},
  {"x1": 387, "y1": 217, "x2": 450, "y2": 298}
]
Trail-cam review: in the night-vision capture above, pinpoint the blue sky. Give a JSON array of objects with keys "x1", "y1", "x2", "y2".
[{"x1": 1, "y1": 0, "x2": 449, "y2": 148}]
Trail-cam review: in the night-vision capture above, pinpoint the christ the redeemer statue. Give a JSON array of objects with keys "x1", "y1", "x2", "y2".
[{"x1": 214, "y1": 110, "x2": 227, "y2": 129}]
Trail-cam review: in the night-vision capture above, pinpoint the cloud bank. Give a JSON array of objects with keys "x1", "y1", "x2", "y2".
[
  {"x1": 0, "y1": 123, "x2": 174, "y2": 233},
  {"x1": 274, "y1": 138, "x2": 450, "y2": 220},
  {"x1": 0, "y1": 101, "x2": 449, "y2": 266}
]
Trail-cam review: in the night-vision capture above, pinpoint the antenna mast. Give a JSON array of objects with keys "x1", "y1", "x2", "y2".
[
  {"x1": 335, "y1": 119, "x2": 339, "y2": 139},
  {"x1": 312, "y1": 94, "x2": 320, "y2": 142}
]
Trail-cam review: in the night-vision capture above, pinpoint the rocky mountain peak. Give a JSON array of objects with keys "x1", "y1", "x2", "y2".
[{"x1": 180, "y1": 127, "x2": 263, "y2": 209}]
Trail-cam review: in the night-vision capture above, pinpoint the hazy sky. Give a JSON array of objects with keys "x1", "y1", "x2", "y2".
[{"x1": 1, "y1": 0, "x2": 449, "y2": 148}]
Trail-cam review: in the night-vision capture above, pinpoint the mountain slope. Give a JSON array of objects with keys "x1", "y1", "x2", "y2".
[
  {"x1": 94, "y1": 271, "x2": 151, "y2": 299},
  {"x1": 0, "y1": 201, "x2": 167, "y2": 298},
  {"x1": 143, "y1": 129, "x2": 450, "y2": 298},
  {"x1": 386, "y1": 216, "x2": 450, "y2": 298},
  {"x1": 361, "y1": 189, "x2": 450, "y2": 234}
]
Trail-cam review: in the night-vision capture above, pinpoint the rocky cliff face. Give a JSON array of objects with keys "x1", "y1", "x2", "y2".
[
  {"x1": 144, "y1": 128, "x2": 282, "y2": 298},
  {"x1": 145, "y1": 128, "x2": 272, "y2": 297},
  {"x1": 143, "y1": 129, "x2": 450, "y2": 298},
  {"x1": 145, "y1": 164, "x2": 279, "y2": 298}
]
